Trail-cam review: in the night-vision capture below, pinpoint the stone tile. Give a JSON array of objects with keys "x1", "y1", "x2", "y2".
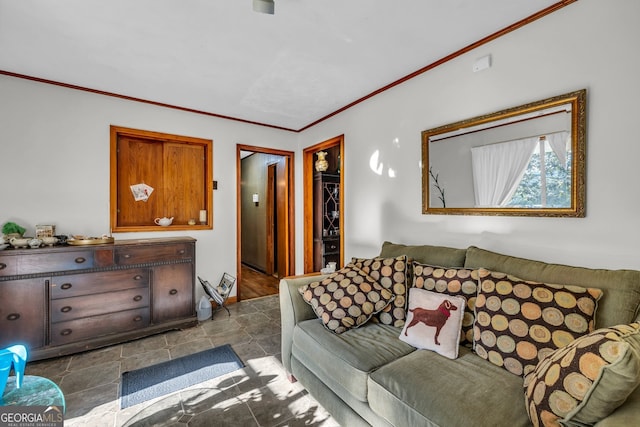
[
  {"x1": 164, "y1": 325, "x2": 208, "y2": 346},
  {"x1": 231, "y1": 341, "x2": 267, "y2": 364},
  {"x1": 168, "y1": 337, "x2": 214, "y2": 359},
  {"x1": 242, "y1": 385, "x2": 309, "y2": 427},
  {"x1": 117, "y1": 392, "x2": 186, "y2": 426},
  {"x1": 244, "y1": 320, "x2": 281, "y2": 337},
  {"x1": 255, "y1": 333, "x2": 281, "y2": 356},
  {"x1": 121, "y1": 333, "x2": 168, "y2": 357},
  {"x1": 59, "y1": 361, "x2": 121, "y2": 395},
  {"x1": 210, "y1": 330, "x2": 253, "y2": 348},
  {"x1": 234, "y1": 312, "x2": 271, "y2": 328},
  {"x1": 64, "y1": 382, "x2": 119, "y2": 420},
  {"x1": 121, "y1": 348, "x2": 171, "y2": 373},
  {"x1": 27, "y1": 356, "x2": 72, "y2": 377},
  {"x1": 25, "y1": 294, "x2": 338, "y2": 427},
  {"x1": 68, "y1": 345, "x2": 123, "y2": 371}
]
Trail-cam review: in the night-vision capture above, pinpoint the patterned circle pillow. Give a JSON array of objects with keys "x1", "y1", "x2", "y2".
[
  {"x1": 474, "y1": 268, "x2": 603, "y2": 376},
  {"x1": 412, "y1": 262, "x2": 478, "y2": 347},
  {"x1": 400, "y1": 288, "x2": 466, "y2": 359},
  {"x1": 352, "y1": 255, "x2": 408, "y2": 327},
  {"x1": 524, "y1": 323, "x2": 640, "y2": 427},
  {"x1": 298, "y1": 263, "x2": 395, "y2": 334}
]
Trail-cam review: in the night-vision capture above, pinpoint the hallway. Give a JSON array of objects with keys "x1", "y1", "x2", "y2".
[{"x1": 240, "y1": 264, "x2": 280, "y2": 300}]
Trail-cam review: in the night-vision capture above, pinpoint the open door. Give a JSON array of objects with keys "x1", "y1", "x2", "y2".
[{"x1": 237, "y1": 145, "x2": 295, "y2": 301}]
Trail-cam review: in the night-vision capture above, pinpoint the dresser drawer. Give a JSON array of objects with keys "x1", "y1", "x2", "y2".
[
  {"x1": 50, "y1": 307, "x2": 150, "y2": 346},
  {"x1": 51, "y1": 269, "x2": 149, "y2": 299},
  {"x1": 115, "y1": 243, "x2": 193, "y2": 265},
  {"x1": 17, "y1": 250, "x2": 96, "y2": 274},
  {"x1": 0, "y1": 256, "x2": 17, "y2": 276},
  {"x1": 50, "y1": 288, "x2": 149, "y2": 323}
]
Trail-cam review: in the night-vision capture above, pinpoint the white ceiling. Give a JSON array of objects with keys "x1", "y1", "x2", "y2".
[{"x1": 0, "y1": 0, "x2": 565, "y2": 131}]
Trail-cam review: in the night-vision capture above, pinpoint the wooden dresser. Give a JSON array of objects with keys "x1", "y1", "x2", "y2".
[{"x1": 0, "y1": 237, "x2": 197, "y2": 361}]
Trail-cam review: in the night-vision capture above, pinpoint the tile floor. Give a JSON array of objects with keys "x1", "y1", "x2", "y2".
[{"x1": 24, "y1": 295, "x2": 339, "y2": 427}]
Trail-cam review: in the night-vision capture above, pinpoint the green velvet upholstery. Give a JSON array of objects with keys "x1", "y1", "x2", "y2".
[
  {"x1": 293, "y1": 320, "x2": 414, "y2": 401},
  {"x1": 280, "y1": 243, "x2": 640, "y2": 427},
  {"x1": 368, "y1": 347, "x2": 531, "y2": 427},
  {"x1": 380, "y1": 241, "x2": 467, "y2": 269}
]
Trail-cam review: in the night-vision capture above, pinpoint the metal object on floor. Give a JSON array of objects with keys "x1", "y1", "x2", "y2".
[{"x1": 198, "y1": 273, "x2": 236, "y2": 318}]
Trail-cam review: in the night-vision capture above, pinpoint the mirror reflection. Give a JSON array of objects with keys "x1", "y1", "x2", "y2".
[{"x1": 422, "y1": 89, "x2": 586, "y2": 217}]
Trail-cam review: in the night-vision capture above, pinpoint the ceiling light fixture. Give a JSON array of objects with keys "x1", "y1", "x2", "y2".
[{"x1": 253, "y1": 0, "x2": 274, "y2": 14}]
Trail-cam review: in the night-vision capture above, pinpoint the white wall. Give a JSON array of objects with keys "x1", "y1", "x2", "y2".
[
  {"x1": 2, "y1": 0, "x2": 639, "y2": 291},
  {"x1": 0, "y1": 76, "x2": 297, "y2": 299},
  {"x1": 297, "y1": 0, "x2": 640, "y2": 270}
]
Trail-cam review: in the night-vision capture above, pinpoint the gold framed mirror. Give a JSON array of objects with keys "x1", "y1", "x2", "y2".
[{"x1": 422, "y1": 89, "x2": 586, "y2": 217}]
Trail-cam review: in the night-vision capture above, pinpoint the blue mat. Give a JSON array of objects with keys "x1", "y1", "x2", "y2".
[{"x1": 120, "y1": 344, "x2": 244, "y2": 408}]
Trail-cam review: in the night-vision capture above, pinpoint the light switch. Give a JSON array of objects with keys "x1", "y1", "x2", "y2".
[{"x1": 252, "y1": 193, "x2": 259, "y2": 203}]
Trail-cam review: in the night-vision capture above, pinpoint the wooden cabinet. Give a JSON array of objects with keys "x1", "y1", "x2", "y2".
[
  {"x1": 0, "y1": 237, "x2": 196, "y2": 361},
  {"x1": 0, "y1": 278, "x2": 46, "y2": 350},
  {"x1": 313, "y1": 172, "x2": 341, "y2": 271},
  {"x1": 152, "y1": 263, "x2": 194, "y2": 323}
]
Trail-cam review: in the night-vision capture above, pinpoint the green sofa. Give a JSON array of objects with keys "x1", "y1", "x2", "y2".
[{"x1": 279, "y1": 242, "x2": 640, "y2": 426}]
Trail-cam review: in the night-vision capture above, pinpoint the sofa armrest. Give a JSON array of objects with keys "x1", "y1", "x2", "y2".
[
  {"x1": 594, "y1": 385, "x2": 640, "y2": 426},
  {"x1": 279, "y1": 274, "x2": 327, "y2": 374}
]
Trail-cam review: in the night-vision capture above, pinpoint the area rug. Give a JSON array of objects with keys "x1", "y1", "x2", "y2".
[{"x1": 120, "y1": 344, "x2": 244, "y2": 408}]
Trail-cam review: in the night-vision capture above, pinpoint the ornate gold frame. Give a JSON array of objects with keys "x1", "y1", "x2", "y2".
[{"x1": 421, "y1": 89, "x2": 586, "y2": 217}]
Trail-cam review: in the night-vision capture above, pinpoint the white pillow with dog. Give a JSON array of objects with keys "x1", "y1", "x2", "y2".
[{"x1": 399, "y1": 288, "x2": 466, "y2": 359}]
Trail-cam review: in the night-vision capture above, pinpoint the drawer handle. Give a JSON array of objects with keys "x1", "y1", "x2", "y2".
[
  {"x1": 133, "y1": 316, "x2": 143, "y2": 322},
  {"x1": 169, "y1": 289, "x2": 178, "y2": 295},
  {"x1": 61, "y1": 283, "x2": 73, "y2": 290},
  {"x1": 178, "y1": 249, "x2": 185, "y2": 255},
  {"x1": 133, "y1": 295, "x2": 143, "y2": 302},
  {"x1": 0, "y1": 263, "x2": 6, "y2": 270},
  {"x1": 61, "y1": 306, "x2": 72, "y2": 313},
  {"x1": 60, "y1": 329, "x2": 72, "y2": 336},
  {"x1": 123, "y1": 254, "x2": 131, "y2": 259},
  {"x1": 75, "y1": 257, "x2": 86, "y2": 264},
  {"x1": 133, "y1": 275, "x2": 143, "y2": 281},
  {"x1": 7, "y1": 313, "x2": 20, "y2": 321}
]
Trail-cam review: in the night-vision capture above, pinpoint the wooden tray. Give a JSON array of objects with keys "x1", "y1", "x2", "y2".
[{"x1": 67, "y1": 237, "x2": 115, "y2": 246}]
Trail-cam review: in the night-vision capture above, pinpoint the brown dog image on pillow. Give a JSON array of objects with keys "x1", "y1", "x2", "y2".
[{"x1": 404, "y1": 300, "x2": 458, "y2": 345}]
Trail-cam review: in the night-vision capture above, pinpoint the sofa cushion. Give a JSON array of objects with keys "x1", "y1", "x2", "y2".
[
  {"x1": 464, "y1": 246, "x2": 640, "y2": 329},
  {"x1": 298, "y1": 263, "x2": 395, "y2": 334},
  {"x1": 368, "y1": 347, "x2": 532, "y2": 427},
  {"x1": 379, "y1": 241, "x2": 467, "y2": 273},
  {"x1": 292, "y1": 319, "x2": 415, "y2": 402},
  {"x1": 524, "y1": 323, "x2": 640, "y2": 427},
  {"x1": 412, "y1": 262, "x2": 478, "y2": 346},
  {"x1": 474, "y1": 268, "x2": 602, "y2": 377},
  {"x1": 352, "y1": 255, "x2": 409, "y2": 327},
  {"x1": 400, "y1": 288, "x2": 466, "y2": 359}
]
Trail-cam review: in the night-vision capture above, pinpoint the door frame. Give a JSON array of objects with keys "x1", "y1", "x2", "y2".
[
  {"x1": 236, "y1": 144, "x2": 295, "y2": 301},
  {"x1": 303, "y1": 135, "x2": 344, "y2": 273}
]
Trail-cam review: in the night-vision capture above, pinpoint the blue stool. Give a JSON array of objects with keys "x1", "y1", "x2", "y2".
[{"x1": 0, "y1": 345, "x2": 27, "y2": 403}]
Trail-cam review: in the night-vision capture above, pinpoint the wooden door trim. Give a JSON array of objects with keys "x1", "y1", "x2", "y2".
[
  {"x1": 303, "y1": 135, "x2": 344, "y2": 273},
  {"x1": 236, "y1": 145, "x2": 295, "y2": 301}
]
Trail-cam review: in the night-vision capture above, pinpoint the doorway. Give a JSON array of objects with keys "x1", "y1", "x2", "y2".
[{"x1": 237, "y1": 145, "x2": 295, "y2": 301}]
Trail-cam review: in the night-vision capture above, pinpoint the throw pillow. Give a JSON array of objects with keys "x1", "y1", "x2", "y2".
[
  {"x1": 412, "y1": 262, "x2": 478, "y2": 347},
  {"x1": 352, "y1": 255, "x2": 409, "y2": 327},
  {"x1": 399, "y1": 288, "x2": 466, "y2": 359},
  {"x1": 474, "y1": 268, "x2": 603, "y2": 377},
  {"x1": 298, "y1": 263, "x2": 395, "y2": 334},
  {"x1": 524, "y1": 323, "x2": 640, "y2": 427}
]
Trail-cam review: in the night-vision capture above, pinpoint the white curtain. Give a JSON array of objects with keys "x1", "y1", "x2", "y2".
[
  {"x1": 546, "y1": 131, "x2": 570, "y2": 168},
  {"x1": 471, "y1": 137, "x2": 538, "y2": 207}
]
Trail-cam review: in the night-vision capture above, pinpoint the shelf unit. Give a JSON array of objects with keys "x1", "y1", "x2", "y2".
[{"x1": 313, "y1": 172, "x2": 340, "y2": 271}]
